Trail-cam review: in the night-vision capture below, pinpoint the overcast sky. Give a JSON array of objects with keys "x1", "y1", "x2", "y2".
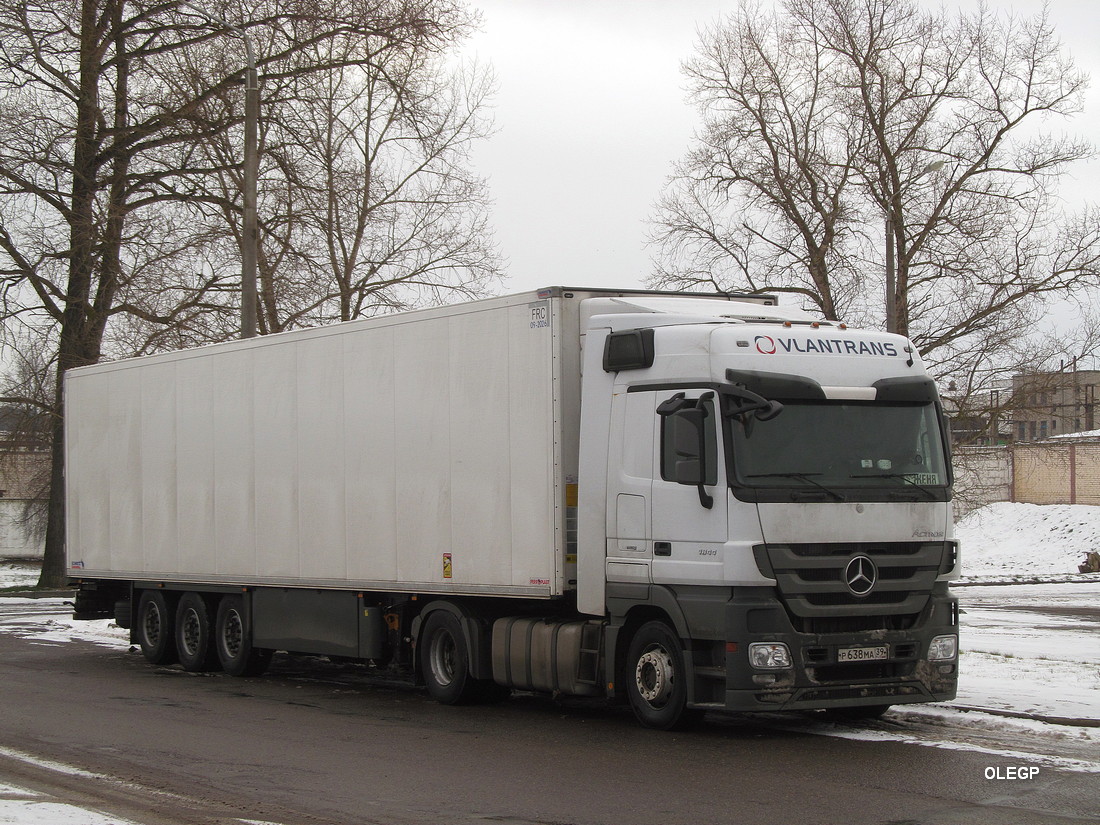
[{"x1": 462, "y1": 0, "x2": 1100, "y2": 300}]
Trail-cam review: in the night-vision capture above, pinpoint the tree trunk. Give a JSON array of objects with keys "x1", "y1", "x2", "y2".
[{"x1": 37, "y1": 0, "x2": 106, "y2": 589}]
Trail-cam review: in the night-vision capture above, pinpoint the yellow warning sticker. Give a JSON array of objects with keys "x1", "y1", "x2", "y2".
[{"x1": 443, "y1": 553, "x2": 453, "y2": 579}]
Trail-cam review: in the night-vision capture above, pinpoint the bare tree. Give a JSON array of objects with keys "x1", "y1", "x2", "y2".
[
  {"x1": 149, "y1": 0, "x2": 500, "y2": 334},
  {"x1": 807, "y1": 0, "x2": 1097, "y2": 347},
  {"x1": 0, "y1": 0, "x2": 488, "y2": 586},
  {"x1": 195, "y1": 26, "x2": 501, "y2": 331},
  {"x1": 291, "y1": 50, "x2": 501, "y2": 323},
  {"x1": 652, "y1": 1, "x2": 867, "y2": 319},
  {"x1": 652, "y1": 0, "x2": 1100, "y2": 379}
]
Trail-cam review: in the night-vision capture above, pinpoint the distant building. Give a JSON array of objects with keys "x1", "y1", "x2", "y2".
[
  {"x1": 941, "y1": 380, "x2": 1013, "y2": 447},
  {"x1": 942, "y1": 368, "x2": 1100, "y2": 446},
  {"x1": 1010, "y1": 369, "x2": 1100, "y2": 443}
]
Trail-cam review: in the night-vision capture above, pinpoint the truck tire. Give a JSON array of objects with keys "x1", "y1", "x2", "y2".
[
  {"x1": 419, "y1": 610, "x2": 480, "y2": 705},
  {"x1": 214, "y1": 594, "x2": 272, "y2": 677},
  {"x1": 175, "y1": 592, "x2": 220, "y2": 672},
  {"x1": 136, "y1": 590, "x2": 178, "y2": 666},
  {"x1": 625, "y1": 621, "x2": 701, "y2": 731}
]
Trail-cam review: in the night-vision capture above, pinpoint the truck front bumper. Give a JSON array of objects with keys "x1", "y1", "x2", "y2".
[{"x1": 698, "y1": 585, "x2": 959, "y2": 713}]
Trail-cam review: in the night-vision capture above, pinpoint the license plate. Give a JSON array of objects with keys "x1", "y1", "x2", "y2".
[{"x1": 837, "y1": 645, "x2": 889, "y2": 662}]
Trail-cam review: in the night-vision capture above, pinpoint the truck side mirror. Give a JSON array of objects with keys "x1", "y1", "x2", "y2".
[
  {"x1": 663, "y1": 406, "x2": 714, "y2": 509},
  {"x1": 671, "y1": 409, "x2": 706, "y2": 485}
]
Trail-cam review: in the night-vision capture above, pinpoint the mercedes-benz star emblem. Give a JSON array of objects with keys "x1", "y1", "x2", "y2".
[{"x1": 844, "y1": 555, "x2": 878, "y2": 597}]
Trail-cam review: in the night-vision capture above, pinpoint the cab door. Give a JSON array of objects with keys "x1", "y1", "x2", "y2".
[
  {"x1": 605, "y1": 390, "x2": 657, "y2": 584},
  {"x1": 649, "y1": 390, "x2": 728, "y2": 584}
]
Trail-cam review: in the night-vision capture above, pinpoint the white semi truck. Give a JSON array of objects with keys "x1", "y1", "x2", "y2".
[{"x1": 67, "y1": 287, "x2": 959, "y2": 729}]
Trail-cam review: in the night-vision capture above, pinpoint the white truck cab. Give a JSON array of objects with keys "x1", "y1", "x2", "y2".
[{"x1": 577, "y1": 295, "x2": 957, "y2": 726}]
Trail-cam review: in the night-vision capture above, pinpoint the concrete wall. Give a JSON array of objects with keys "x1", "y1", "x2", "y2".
[
  {"x1": 953, "y1": 442, "x2": 1100, "y2": 513},
  {"x1": 953, "y1": 447, "x2": 1012, "y2": 515},
  {"x1": 0, "y1": 451, "x2": 47, "y2": 558},
  {"x1": 0, "y1": 500, "x2": 43, "y2": 557}
]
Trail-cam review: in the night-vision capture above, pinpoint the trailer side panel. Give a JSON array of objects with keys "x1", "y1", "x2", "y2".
[{"x1": 66, "y1": 295, "x2": 562, "y2": 597}]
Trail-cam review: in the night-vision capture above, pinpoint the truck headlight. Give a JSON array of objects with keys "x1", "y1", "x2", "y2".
[
  {"x1": 928, "y1": 634, "x2": 958, "y2": 662},
  {"x1": 749, "y1": 642, "x2": 792, "y2": 669}
]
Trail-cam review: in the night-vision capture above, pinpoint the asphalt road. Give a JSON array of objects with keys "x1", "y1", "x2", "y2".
[{"x1": 0, "y1": 626, "x2": 1096, "y2": 825}]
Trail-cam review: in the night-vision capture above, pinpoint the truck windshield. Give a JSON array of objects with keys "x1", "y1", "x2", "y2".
[{"x1": 727, "y1": 400, "x2": 950, "y2": 500}]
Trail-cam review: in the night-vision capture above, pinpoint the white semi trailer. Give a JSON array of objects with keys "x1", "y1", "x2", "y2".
[{"x1": 67, "y1": 288, "x2": 959, "y2": 729}]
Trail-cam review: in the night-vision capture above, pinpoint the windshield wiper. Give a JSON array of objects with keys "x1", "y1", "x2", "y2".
[
  {"x1": 746, "y1": 472, "x2": 846, "y2": 502},
  {"x1": 849, "y1": 472, "x2": 938, "y2": 500}
]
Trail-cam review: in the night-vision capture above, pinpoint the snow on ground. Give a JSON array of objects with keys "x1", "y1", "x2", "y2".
[
  {"x1": 0, "y1": 783, "x2": 139, "y2": 825},
  {"x1": 1051, "y1": 428, "x2": 1100, "y2": 440},
  {"x1": 0, "y1": 596, "x2": 128, "y2": 649},
  {"x1": 955, "y1": 501, "x2": 1100, "y2": 582},
  {"x1": 0, "y1": 744, "x2": 270, "y2": 825},
  {"x1": 943, "y1": 583, "x2": 1099, "y2": 720},
  {"x1": 934, "y1": 503, "x2": 1100, "y2": 723},
  {"x1": 0, "y1": 559, "x2": 41, "y2": 591}
]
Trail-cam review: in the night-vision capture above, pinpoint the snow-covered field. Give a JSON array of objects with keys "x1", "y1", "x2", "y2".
[{"x1": 955, "y1": 501, "x2": 1100, "y2": 582}]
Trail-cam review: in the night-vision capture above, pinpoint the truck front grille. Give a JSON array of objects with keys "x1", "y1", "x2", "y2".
[{"x1": 754, "y1": 541, "x2": 946, "y2": 633}]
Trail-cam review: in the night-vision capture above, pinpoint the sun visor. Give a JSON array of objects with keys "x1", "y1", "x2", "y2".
[{"x1": 725, "y1": 368, "x2": 826, "y2": 400}]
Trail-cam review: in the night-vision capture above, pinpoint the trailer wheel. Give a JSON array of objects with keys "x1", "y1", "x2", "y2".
[
  {"x1": 175, "y1": 592, "x2": 220, "y2": 672},
  {"x1": 625, "y1": 621, "x2": 700, "y2": 730},
  {"x1": 136, "y1": 590, "x2": 178, "y2": 666},
  {"x1": 419, "y1": 611, "x2": 479, "y2": 705},
  {"x1": 215, "y1": 594, "x2": 272, "y2": 677}
]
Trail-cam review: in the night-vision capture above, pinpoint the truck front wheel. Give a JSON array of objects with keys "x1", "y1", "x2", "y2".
[
  {"x1": 136, "y1": 590, "x2": 178, "y2": 666},
  {"x1": 215, "y1": 595, "x2": 272, "y2": 677},
  {"x1": 625, "y1": 621, "x2": 701, "y2": 730}
]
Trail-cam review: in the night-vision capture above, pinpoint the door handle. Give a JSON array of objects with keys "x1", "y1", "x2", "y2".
[{"x1": 654, "y1": 541, "x2": 672, "y2": 557}]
